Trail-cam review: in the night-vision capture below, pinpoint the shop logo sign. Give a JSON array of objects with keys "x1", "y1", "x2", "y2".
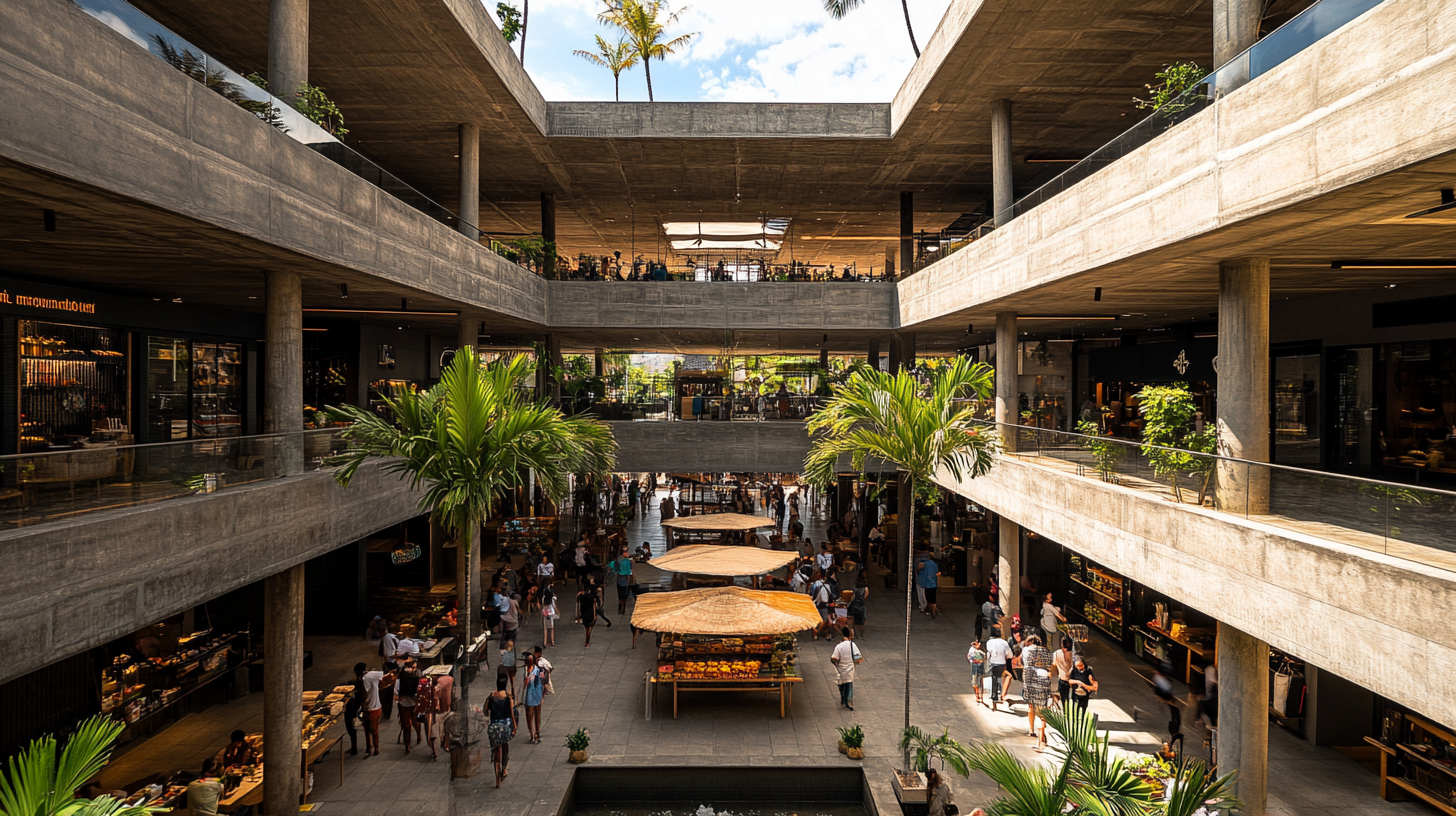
[{"x1": 1172, "y1": 350, "x2": 1190, "y2": 375}]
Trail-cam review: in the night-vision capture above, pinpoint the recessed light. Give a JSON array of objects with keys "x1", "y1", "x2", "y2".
[
  {"x1": 248, "y1": 296, "x2": 258, "y2": 300},
  {"x1": 172, "y1": 298, "x2": 182, "y2": 303},
  {"x1": 1386, "y1": 284, "x2": 1398, "y2": 288}
]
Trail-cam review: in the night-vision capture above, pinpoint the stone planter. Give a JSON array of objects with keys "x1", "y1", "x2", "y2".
[
  {"x1": 892, "y1": 771, "x2": 928, "y2": 803},
  {"x1": 568, "y1": 750, "x2": 588, "y2": 764},
  {"x1": 846, "y1": 747, "x2": 864, "y2": 760}
]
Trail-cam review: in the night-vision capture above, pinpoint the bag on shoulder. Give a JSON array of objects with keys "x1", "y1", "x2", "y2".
[{"x1": 1011, "y1": 641, "x2": 1023, "y2": 658}]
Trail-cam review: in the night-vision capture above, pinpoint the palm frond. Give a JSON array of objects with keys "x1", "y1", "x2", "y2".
[
  {"x1": 966, "y1": 742, "x2": 1068, "y2": 816},
  {"x1": 1164, "y1": 758, "x2": 1241, "y2": 816}
]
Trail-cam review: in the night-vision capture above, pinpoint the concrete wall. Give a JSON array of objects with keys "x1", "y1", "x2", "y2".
[
  {"x1": 898, "y1": 0, "x2": 1456, "y2": 327},
  {"x1": 0, "y1": 0, "x2": 546, "y2": 325},
  {"x1": 548, "y1": 283, "x2": 897, "y2": 330},
  {"x1": 936, "y1": 455, "x2": 1456, "y2": 728},
  {"x1": 611, "y1": 421, "x2": 815, "y2": 473},
  {"x1": 548, "y1": 103, "x2": 891, "y2": 139},
  {"x1": 0, "y1": 462, "x2": 420, "y2": 685}
]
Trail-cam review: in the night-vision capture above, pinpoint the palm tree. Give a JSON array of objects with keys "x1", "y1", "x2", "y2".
[
  {"x1": 803, "y1": 357, "x2": 998, "y2": 771},
  {"x1": 598, "y1": 0, "x2": 697, "y2": 102},
  {"x1": 0, "y1": 715, "x2": 160, "y2": 815},
  {"x1": 823, "y1": 0, "x2": 920, "y2": 58},
  {"x1": 520, "y1": 0, "x2": 529, "y2": 65},
  {"x1": 574, "y1": 35, "x2": 640, "y2": 101},
  {"x1": 328, "y1": 349, "x2": 616, "y2": 699},
  {"x1": 965, "y1": 705, "x2": 1242, "y2": 816}
]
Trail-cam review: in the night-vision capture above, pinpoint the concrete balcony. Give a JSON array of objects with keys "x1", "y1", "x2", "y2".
[
  {"x1": 936, "y1": 446, "x2": 1456, "y2": 728},
  {"x1": 0, "y1": 459, "x2": 420, "y2": 684}
]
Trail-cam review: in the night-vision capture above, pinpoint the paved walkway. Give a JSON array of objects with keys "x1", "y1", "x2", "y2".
[{"x1": 451, "y1": 488, "x2": 1422, "y2": 816}]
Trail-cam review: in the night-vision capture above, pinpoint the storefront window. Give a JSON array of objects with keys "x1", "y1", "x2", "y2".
[
  {"x1": 146, "y1": 337, "x2": 243, "y2": 441},
  {"x1": 1273, "y1": 353, "x2": 1321, "y2": 466},
  {"x1": 1381, "y1": 340, "x2": 1456, "y2": 476},
  {"x1": 19, "y1": 321, "x2": 129, "y2": 451}
]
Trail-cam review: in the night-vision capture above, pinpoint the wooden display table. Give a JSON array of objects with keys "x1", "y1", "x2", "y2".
[{"x1": 651, "y1": 675, "x2": 802, "y2": 719}]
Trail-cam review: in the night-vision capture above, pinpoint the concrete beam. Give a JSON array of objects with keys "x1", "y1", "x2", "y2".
[
  {"x1": 0, "y1": 462, "x2": 421, "y2": 685},
  {"x1": 607, "y1": 421, "x2": 895, "y2": 475},
  {"x1": 546, "y1": 282, "x2": 897, "y2": 332},
  {"x1": 547, "y1": 102, "x2": 892, "y2": 139},
  {"x1": 936, "y1": 454, "x2": 1456, "y2": 728}
]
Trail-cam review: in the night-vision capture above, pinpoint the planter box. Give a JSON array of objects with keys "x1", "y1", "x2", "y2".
[{"x1": 892, "y1": 771, "x2": 928, "y2": 803}]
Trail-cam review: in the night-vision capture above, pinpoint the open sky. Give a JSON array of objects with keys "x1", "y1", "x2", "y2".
[{"x1": 486, "y1": 0, "x2": 954, "y2": 102}]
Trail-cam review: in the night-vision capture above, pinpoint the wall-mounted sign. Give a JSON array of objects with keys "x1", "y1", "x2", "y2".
[{"x1": 0, "y1": 290, "x2": 97, "y2": 315}]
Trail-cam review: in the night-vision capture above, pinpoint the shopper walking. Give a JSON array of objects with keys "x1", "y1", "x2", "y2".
[
  {"x1": 360, "y1": 662, "x2": 388, "y2": 756},
  {"x1": 499, "y1": 640, "x2": 519, "y2": 697},
  {"x1": 1068, "y1": 654, "x2": 1098, "y2": 711},
  {"x1": 345, "y1": 663, "x2": 366, "y2": 756},
  {"x1": 500, "y1": 593, "x2": 521, "y2": 646},
  {"x1": 1040, "y1": 593, "x2": 1066, "y2": 646},
  {"x1": 830, "y1": 628, "x2": 863, "y2": 710},
  {"x1": 926, "y1": 768, "x2": 956, "y2": 816},
  {"x1": 981, "y1": 595, "x2": 1002, "y2": 642},
  {"x1": 540, "y1": 587, "x2": 558, "y2": 647},
  {"x1": 578, "y1": 578, "x2": 601, "y2": 648},
  {"x1": 966, "y1": 638, "x2": 987, "y2": 707},
  {"x1": 486, "y1": 676, "x2": 516, "y2": 788},
  {"x1": 985, "y1": 630, "x2": 1011, "y2": 711},
  {"x1": 415, "y1": 674, "x2": 439, "y2": 760},
  {"x1": 1021, "y1": 634, "x2": 1054, "y2": 747},
  {"x1": 917, "y1": 552, "x2": 941, "y2": 619},
  {"x1": 1153, "y1": 664, "x2": 1184, "y2": 745},
  {"x1": 396, "y1": 663, "x2": 420, "y2": 753},
  {"x1": 609, "y1": 545, "x2": 634, "y2": 615},
  {"x1": 522, "y1": 653, "x2": 546, "y2": 743},
  {"x1": 1053, "y1": 637, "x2": 1075, "y2": 706}
]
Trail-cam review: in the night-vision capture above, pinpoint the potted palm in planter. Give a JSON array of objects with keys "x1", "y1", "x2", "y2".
[
  {"x1": 894, "y1": 726, "x2": 974, "y2": 801},
  {"x1": 838, "y1": 724, "x2": 865, "y2": 760},
  {"x1": 565, "y1": 727, "x2": 591, "y2": 764}
]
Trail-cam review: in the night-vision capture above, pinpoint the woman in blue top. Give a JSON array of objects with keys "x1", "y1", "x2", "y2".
[
  {"x1": 917, "y1": 555, "x2": 941, "y2": 619},
  {"x1": 522, "y1": 653, "x2": 547, "y2": 744}
]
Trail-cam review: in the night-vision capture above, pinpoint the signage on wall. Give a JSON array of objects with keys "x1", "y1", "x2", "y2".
[
  {"x1": 1172, "y1": 350, "x2": 1190, "y2": 375},
  {"x1": 0, "y1": 290, "x2": 97, "y2": 315}
]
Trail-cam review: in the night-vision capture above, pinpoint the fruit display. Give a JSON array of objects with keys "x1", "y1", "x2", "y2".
[
  {"x1": 671, "y1": 659, "x2": 762, "y2": 680},
  {"x1": 655, "y1": 632, "x2": 798, "y2": 681}
]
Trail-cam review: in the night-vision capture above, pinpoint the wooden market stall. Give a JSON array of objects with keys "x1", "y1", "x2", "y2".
[
  {"x1": 660, "y1": 512, "x2": 775, "y2": 550},
  {"x1": 633, "y1": 586, "x2": 816, "y2": 719}
]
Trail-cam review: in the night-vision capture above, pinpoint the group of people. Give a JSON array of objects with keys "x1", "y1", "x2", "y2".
[{"x1": 485, "y1": 643, "x2": 553, "y2": 787}]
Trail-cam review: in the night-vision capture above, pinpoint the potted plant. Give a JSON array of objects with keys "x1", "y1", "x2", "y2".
[
  {"x1": 838, "y1": 724, "x2": 865, "y2": 760},
  {"x1": 565, "y1": 727, "x2": 591, "y2": 763},
  {"x1": 895, "y1": 726, "x2": 973, "y2": 802}
]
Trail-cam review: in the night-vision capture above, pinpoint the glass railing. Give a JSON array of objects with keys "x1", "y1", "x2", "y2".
[
  {"x1": 980, "y1": 422, "x2": 1456, "y2": 571},
  {"x1": 1008, "y1": 0, "x2": 1385, "y2": 220},
  {"x1": 0, "y1": 429, "x2": 345, "y2": 528},
  {"x1": 71, "y1": 0, "x2": 478, "y2": 235},
  {"x1": 551, "y1": 264, "x2": 893, "y2": 283}
]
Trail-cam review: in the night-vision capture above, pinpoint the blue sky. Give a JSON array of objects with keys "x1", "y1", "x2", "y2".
[{"x1": 487, "y1": 0, "x2": 953, "y2": 102}]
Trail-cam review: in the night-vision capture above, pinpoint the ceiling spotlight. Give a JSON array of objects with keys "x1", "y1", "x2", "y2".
[
  {"x1": 1404, "y1": 189, "x2": 1456, "y2": 219},
  {"x1": 340, "y1": 283, "x2": 349, "y2": 298},
  {"x1": 172, "y1": 298, "x2": 183, "y2": 303},
  {"x1": 965, "y1": 323, "x2": 974, "y2": 334},
  {"x1": 1093, "y1": 287, "x2": 1102, "y2": 302}
]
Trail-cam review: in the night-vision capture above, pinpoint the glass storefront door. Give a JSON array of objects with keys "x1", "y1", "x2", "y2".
[
  {"x1": 146, "y1": 337, "x2": 244, "y2": 440},
  {"x1": 1329, "y1": 347, "x2": 1375, "y2": 470},
  {"x1": 1273, "y1": 351, "x2": 1321, "y2": 466}
]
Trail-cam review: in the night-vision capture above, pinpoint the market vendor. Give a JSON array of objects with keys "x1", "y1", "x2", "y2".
[
  {"x1": 186, "y1": 759, "x2": 225, "y2": 816},
  {"x1": 215, "y1": 729, "x2": 257, "y2": 770}
]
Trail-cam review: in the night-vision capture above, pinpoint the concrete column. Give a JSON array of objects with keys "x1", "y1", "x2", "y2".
[
  {"x1": 1217, "y1": 623, "x2": 1270, "y2": 815},
  {"x1": 888, "y1": 334, "x2": 904, "y2": 375},
  {"x1": 265, "y1": 270, "x2": 303, "y2": 474},
  {"x1": 868, "y1": 337, "x2": 881, "y2": 372},
  {"x1": 594, "y1": 348, "x2": 605, "y2": 377},
  {"x1": 1215, "y1": 257, "x2": 1270, "y2": 514},
  {"x1": 997, "y1": 518, "x2": 1020, "y2": 628},
  {"x1": 457, "y1": 319, "x2": 476, "y2": 354},
  {"x1": 897, "y1": 471, "x2": 913, "y2": 591},
  {"x1": 457, "y1": 123, "x2": 480, "y2": 240},
  {"x1": 995, "y1": 311, "x2": 1018, "y2": 453},
  {"x1": 899, "y1": 192, "x2": 914, "y2": 278},
  {"x1": 991, "y1": 99, "x2": 1014, "y2": 226},
  {"x1": 819, "y1": 349, "x2": 829, "y2": 371},
  {"x1": 1214, "y1": 0, "x2": 1261, "y2": 69},
  {"x1": 902, "y1": 332, "x2": 916, "y2": 371},
  {"x1": 267, "y1": 0, "x2": 308, "y2": 106},
  {"x1": 540, "y1": 192, "x2": 557, "y2": 279},
  {"x1": 884, "y1": 245, "x2": 896, "y2": 280},
  {"x1": 262, "y1": 564, "x2": 304, "y2": 816}
]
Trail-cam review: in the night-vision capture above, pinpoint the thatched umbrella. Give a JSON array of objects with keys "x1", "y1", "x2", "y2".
[
  {"x1": 660, "y1": 511, "x2": 775, "y2": 548},
  {"x1": 630, "y1": 586, "x2": 821, "y2": 635},
  {"x1": 649, "y1": 545, "x2": 797, "y2": 577}
]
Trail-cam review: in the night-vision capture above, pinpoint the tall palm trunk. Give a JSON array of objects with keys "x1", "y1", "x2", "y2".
[
  {"x1": 900, "y1": 0, "x2": 920, "y2": 57},
  {"x1": 643, "y1": 56, "x2": 654, "y2": 102},
  {"x1": 457, "y1": 518, "x2": 479, "y2": 704},
  {"x1": 614, "y1": 73, "x2": 620, "y2": 101},
  {"x1": 903, "y1": 475, "x2": 916, "y2": 772},
  {"x1": 520, "y1": 0, "x2": 529, "y2": 64}
]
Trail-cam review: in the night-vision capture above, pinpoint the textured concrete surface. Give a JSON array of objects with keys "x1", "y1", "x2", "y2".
[
  {"x1": 0, "y1": 0, "x2": 547, "y2": 329},
  {"x1": 610, "y1": 421, "x2": 816, "y2": 474},
  {"x1": 548, "y1": 102, "x2": 891, "y2": 139},
  {"x1": 936, "y1": 453, "x2": 1456, "y2": 730},
  {"x1": 900, "y1": 0, "x2": 1456, "y2": 336},
  {"x1": 548, "y1": 281, "x2": 897, "y2": 332},
  {"x1": 0, "y1": 461, "x2": 421, "y2": 685}
]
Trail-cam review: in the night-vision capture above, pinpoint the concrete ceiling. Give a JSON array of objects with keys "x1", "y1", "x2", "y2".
[{"x1": 127, "y1": 0, "x2": 1237, "y2": 272}]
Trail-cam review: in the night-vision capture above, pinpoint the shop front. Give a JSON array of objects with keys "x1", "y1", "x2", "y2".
[{"x1": 1080, "y1": 338, "x2": 1218, "y2": 438}]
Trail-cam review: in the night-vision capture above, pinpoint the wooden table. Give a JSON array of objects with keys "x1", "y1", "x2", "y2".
[
  {"x1": 651, "y1": 675, "x2": 803, "y2": 719},
  {"x1": 217, "y1": 773, "x2": 263, "y2": 813},
  {"x1": 300, "y1": 720, "x2": 346, "y2": 806},
  {"x1": 417, "y1": 636, "x2": 455, "y2": 668}
]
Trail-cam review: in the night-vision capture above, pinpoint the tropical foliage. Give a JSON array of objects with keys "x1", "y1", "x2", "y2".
[
  {"x1": 898, "y1": 726, "x2": 974, "y2": 776},
  {"x1": 965, "y1": 705, "x2": 1240, "y2": 816},
  {"x1": 574, "y1": 35, "x2": 640, "y2": 101},
  {"x1": 1076, "y1": 414, "x2": 1126, "y2": 482},
  {"x1": 328, "y1": 350, "x2": 616, "y2": 691},
  {"x1": 804, "y1": 357, "x2": 998, "y2": 771},
  {"x1": 1135, "y1": 383, "x2": 1217, "y2": 505},
  {"x1": 1134, "y1": 61, "x2": 1209, "y2": 115},
  {"x1": 823, "y1": 0, "x2": 920, "y2": 57},
  {"x1": 598, "y1": 0, "x2": 697, "y2": 102},
  {"x1": 0, "y1": 716, "x2": 160, "y2": 816},
  {"x1": 496, "y1": 1, "x2": 528, "y2": 63}
]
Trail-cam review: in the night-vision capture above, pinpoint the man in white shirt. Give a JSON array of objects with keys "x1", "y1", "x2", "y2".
[
  {"x1": 360, "y1": 664, "x2": 388, "y2": 756},
  {"x1": 790, "y1": 568, "x2": 808, "y2": 594},
  {"x1": 811, "y1": 574, "x2": 833, "y2": 639},
  {"x1": 985, "y1": 632, "x2": 1012, "y2": 712},
  {"x1": 536, "y1": 559, "x2": 555, "y2": 588},
  {"x1": 815, "y1": 545, "x2": 836, "y2": 574},
  {"x1": 380, "y1": 630, "x2": 400, "y2": 661},
  {"x1": 829, "y1": 629, "x2": 863, "y2": 710}
]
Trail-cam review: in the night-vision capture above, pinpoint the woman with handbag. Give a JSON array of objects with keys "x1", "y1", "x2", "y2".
[{"x1": 926, "y1": 768, "x2": 957, "y2": 816}]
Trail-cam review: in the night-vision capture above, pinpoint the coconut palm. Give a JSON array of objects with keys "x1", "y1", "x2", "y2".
[
  {"x1": 574, "y1": 35, "x2": 640, "y2": 102},
  {"x1": 328, "y1": 349, "x2": 616, "y2": 698},
  {"x1": 824, "y1": 0, "x2": 920, "y2": 58},
  {"x1": 803, "y1": 356, "x2": 998, "y2": 771},
  {"x1": 0, "y1": 715, "x2": 160, "y2": 815},
  {"x1": 965, "y1": 705, "x2": 1242, "y2": 816},
  {"x1": 598, "y1": 0, "x2": 697, "y2": 102}
]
